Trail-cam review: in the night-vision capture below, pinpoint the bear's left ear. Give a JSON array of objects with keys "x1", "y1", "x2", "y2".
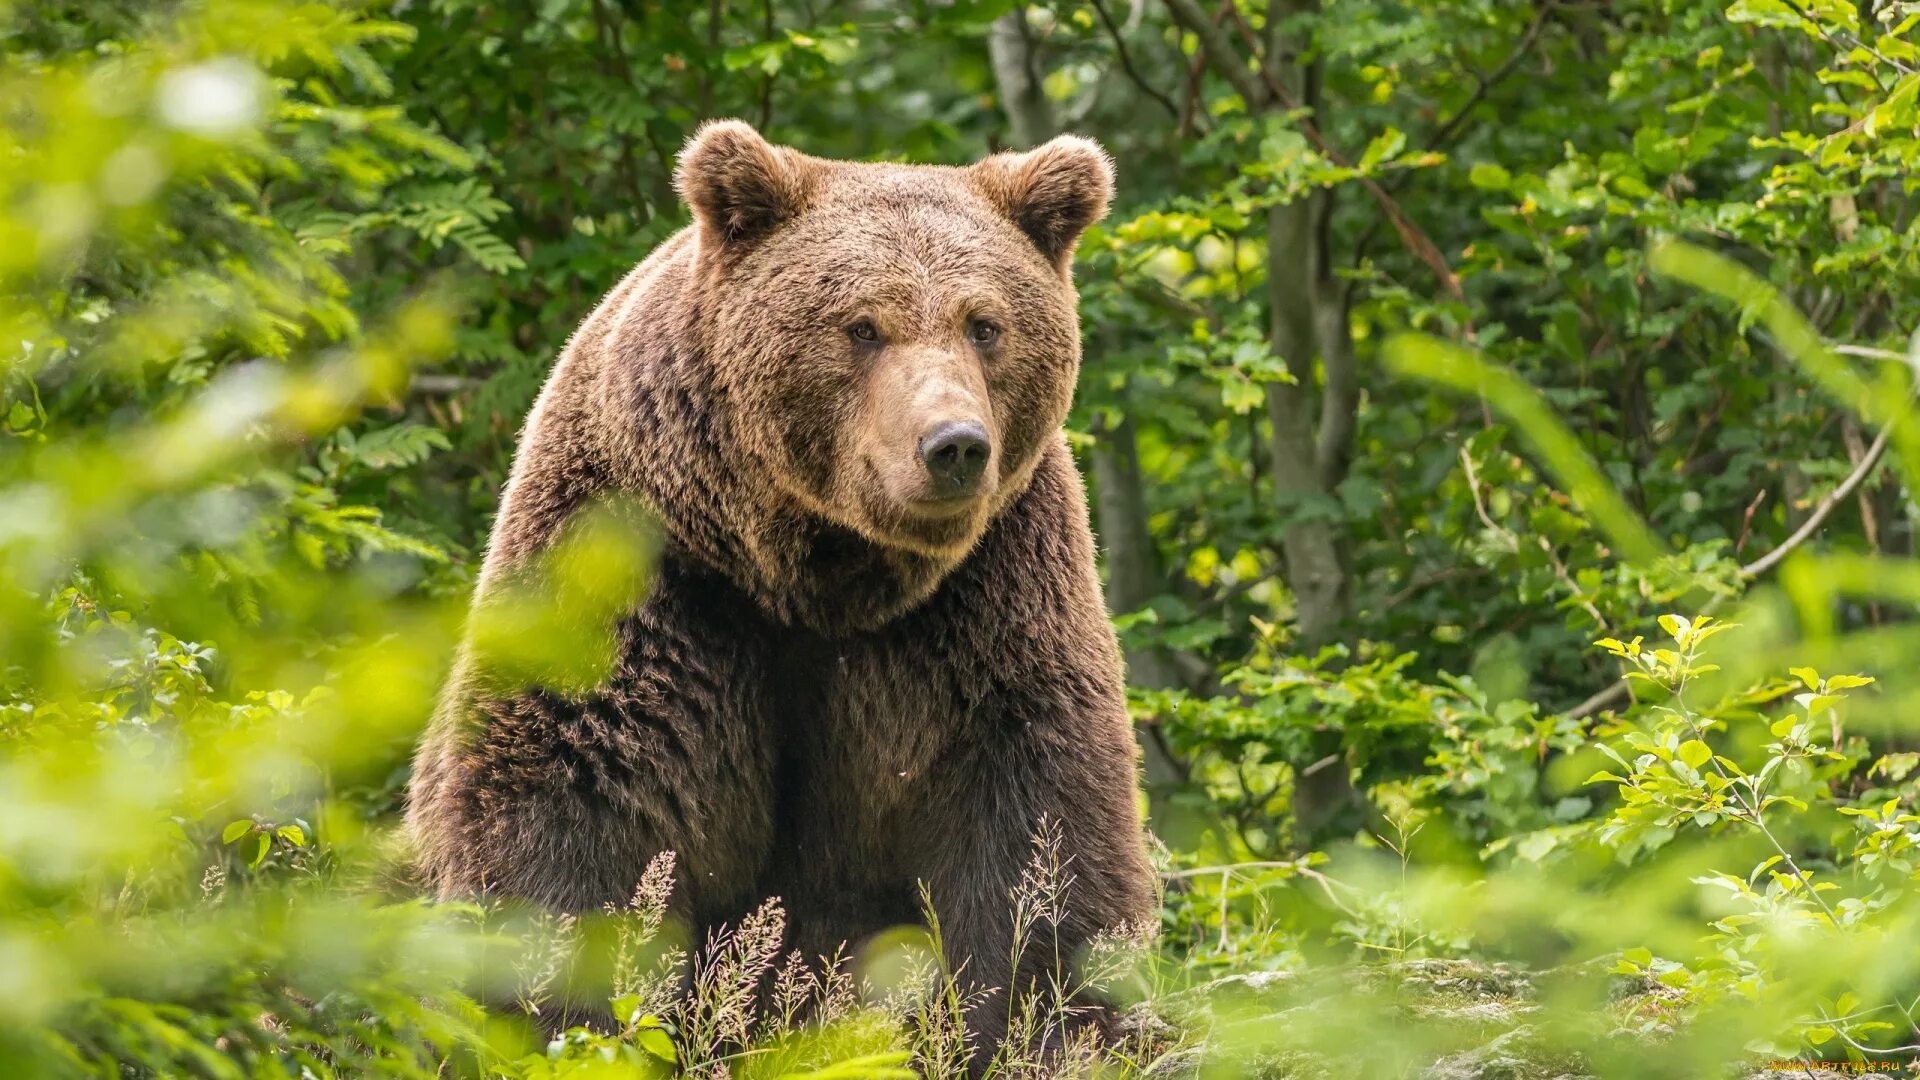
[
  {"x1": 675, "y1": 119, "x2": 816, "y2": 248},
  {"x1": 971, "y1": 135, "x2": 1114, "y2": 268}
]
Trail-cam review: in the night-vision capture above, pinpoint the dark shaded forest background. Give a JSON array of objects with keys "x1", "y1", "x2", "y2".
[{"x1": 4, "y1": 1, "x2": 1920, "y2": 1077}]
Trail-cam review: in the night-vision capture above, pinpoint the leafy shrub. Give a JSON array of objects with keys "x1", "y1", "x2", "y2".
[{"x1": 6, "y1": 0, "x2": 1920, "y2": 1077}]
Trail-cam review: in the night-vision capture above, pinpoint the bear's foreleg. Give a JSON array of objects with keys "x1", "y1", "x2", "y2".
[
  {"x1": 909, "y1": 728, "x2": 1156, "y2": 1070},
  {"x1": 409, "y1": 586, "x2": 787, "y2": 929}
]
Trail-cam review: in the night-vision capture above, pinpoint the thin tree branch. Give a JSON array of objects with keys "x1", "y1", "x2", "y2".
[
  {"x1": 1090, "y1": 0, "x2": 1183, "y2": 122},
  {"x1": 1176, "y1": 0, "x2": 1233, "y2": 137},
  {"x1": 1565, "y1": 680, "x2": 1630, "y2": 722},
  {"x1": 1419, "y1": 0, "x2": 1558, "y2": 161},
  {"x1": 588, "y1": 0, "x2": 677, "y2": 213},
  {"x1": 758, "y1": 0, "x2": 775, "y2": 130},
  {"x1": 409, "y1": 374, "x2": 476, "y2": 395},
  {"x1": 1737, "y1": 390, "x2": 1907, "y2": 580},
  {"x1": 1380, "y1": 565, "x2": 1482, "y2": 608},
  {"x1": 1569, "y1": 376, "x2": 1917, "y2": 722},
  {"x1": 1354, "y1": 0, "x2": 1559, "y2": 268},
  {"x1": 1217, "y1": 5, "x2": 1466, "y2": 303},
  {"x1": 699, "y1": 0, "x2": 722, "y2": 115},
  {"x1": 1781, "y1": 0, "x2": 1909, "y2": 83},
  {"x1": 1163, "y1": 0, "x2": 1266, "y2": 108},
  {"x1": 1462, "y1": 448, "x2": 1608, "y2": 627}
]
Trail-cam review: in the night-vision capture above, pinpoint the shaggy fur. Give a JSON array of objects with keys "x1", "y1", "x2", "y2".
[{"x1": 407, "y1": 120, "x2": 1155, "y2": 1054}]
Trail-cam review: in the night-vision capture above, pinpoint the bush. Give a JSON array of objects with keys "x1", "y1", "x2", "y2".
[{"x1": 4, "y1": 1, "x2": 1918, "y2": 1077}]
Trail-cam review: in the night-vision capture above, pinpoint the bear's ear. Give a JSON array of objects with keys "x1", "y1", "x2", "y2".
[
  {"x1": 972, "y1": 134, "x2": 1114, "y2": 267},
  {"x1": 675, "y1": 119, "x2": 815, "y2": 248}
]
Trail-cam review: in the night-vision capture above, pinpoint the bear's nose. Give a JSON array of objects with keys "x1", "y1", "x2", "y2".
[{"x1": 918, "y1": 420, "x2": 991, "y2": 496}]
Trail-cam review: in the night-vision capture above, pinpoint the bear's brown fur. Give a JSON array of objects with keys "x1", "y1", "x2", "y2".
[{"x1": 406, "y1": 120, "x2": 1155, "y2": 1054}]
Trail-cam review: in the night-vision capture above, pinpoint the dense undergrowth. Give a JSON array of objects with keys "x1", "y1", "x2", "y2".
[{"x1": 4, "y1": 1, "x2": 1920, "y2": 1077}]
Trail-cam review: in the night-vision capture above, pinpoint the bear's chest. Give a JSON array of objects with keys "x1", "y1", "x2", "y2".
[
  {"x1": 766, "y1": 630, "x2": 976, "y2": 795},
  {"x1": 654, "y1": 550, "x2": 1006, "y2": 859}
]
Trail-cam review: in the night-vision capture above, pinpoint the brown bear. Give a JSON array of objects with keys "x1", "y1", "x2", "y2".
[{"x1": 406, "y1": 119, "x2": 1156, "y2": 1056}]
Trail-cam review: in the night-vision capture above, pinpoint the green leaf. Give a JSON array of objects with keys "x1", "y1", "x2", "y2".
[
  {"x1": 1516, "y1": 831, "x2": 1559, "y2": 861},
  {"x1": 1382, "y1": 335, "x2": 1664, "y2": 563},
  {"x1": 1726, "y1": 0, "x2": 1819, "y2": 32},
  {"x1": 1359, "y1": 126, "x2": 1406, "y2": 170},
  {"x1": 1789, "y1": 666, "x2": 1820, "y2": 689},
  {"x1": 221, "y1": 820, "x2": 253, "y2": 844},
  {"x1": 1220, "y1": 376, "x2": 1264, "y2": 415},
  {"x1": 1678, "y1": 740, "x2": 1712, "y2": 770},
  {"x1": 1797, "y1": 693, "x2": 1839, "y2": 716},
  {"x1": 1468, "y1": 162, "x2": 1511, "y2": 190},
  {"x1": 635, "y1": 1027, "x2": 676, "y2": 1064},
  {"x1": 276, "y1": 824, "x2": 306, "y2": 847}
]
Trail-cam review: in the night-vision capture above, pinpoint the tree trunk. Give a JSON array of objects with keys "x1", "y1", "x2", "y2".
[
  {"x1": 1262, "y1": 0, "x2": 1360, "y2": 839},
  {"x1": 1264, "y1": 197, "x2": 1347, "y2": 643},
  {"x1": 988, "y1": 4, "x2": 1190, "y2": 797},
  {"x1": 1092, "y1": 403, "x2": 1188, "y2": 790},
  {"x1": 988, "y1": 10, "x2": 1052, "y2": 149},
  {"x1": 1261, "y1": 6, "x2": 1349, "y2": 645}
]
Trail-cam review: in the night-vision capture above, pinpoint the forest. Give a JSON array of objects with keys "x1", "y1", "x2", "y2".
[{"x1": 4, "y1": 0, "x2": 1920, "y2": 1076}]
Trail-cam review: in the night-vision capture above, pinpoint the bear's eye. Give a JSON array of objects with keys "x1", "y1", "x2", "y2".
[
  {"x1": 847, "y1": 320, "x2": 880, "y2": 344},
  {"x1": 968, "y1": 319, "x2": 1000, "y2": 346}
]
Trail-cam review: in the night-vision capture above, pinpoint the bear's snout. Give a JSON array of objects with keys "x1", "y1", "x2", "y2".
[{"x1": 918, "y1": 419, "x2": 991, "y2": 497}]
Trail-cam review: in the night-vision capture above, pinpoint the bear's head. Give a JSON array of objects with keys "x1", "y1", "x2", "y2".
[{"x1": 673, "y1": 120, "x2": 1110, "y2": 563}]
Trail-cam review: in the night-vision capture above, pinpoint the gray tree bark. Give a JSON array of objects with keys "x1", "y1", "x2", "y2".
[
  {"x1": 1167, "y1": 0, "x2": 1363, "y2": 838},
  {"x1": 988, "y1": 11, "x2": 1053, "y2": 150},
  {"x1": 988, "y1": 6, "x2": 1190, "y2": 796},
  {"x1": 1261, "y1": 0, "x2": 1351, "y2": 644},
  {"x1": 1092, "y1": 402, "x2": 1189, "y2": 791}
]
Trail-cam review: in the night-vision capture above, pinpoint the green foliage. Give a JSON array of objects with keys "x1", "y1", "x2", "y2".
[{"x1": 5, "y1": 0, "x2": 1920, "y2": 1076}]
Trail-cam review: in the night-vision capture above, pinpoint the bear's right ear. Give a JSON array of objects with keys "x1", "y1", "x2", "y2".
[{"x1": 675, "y1": 119, "x2": 815, "y2": 248}]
